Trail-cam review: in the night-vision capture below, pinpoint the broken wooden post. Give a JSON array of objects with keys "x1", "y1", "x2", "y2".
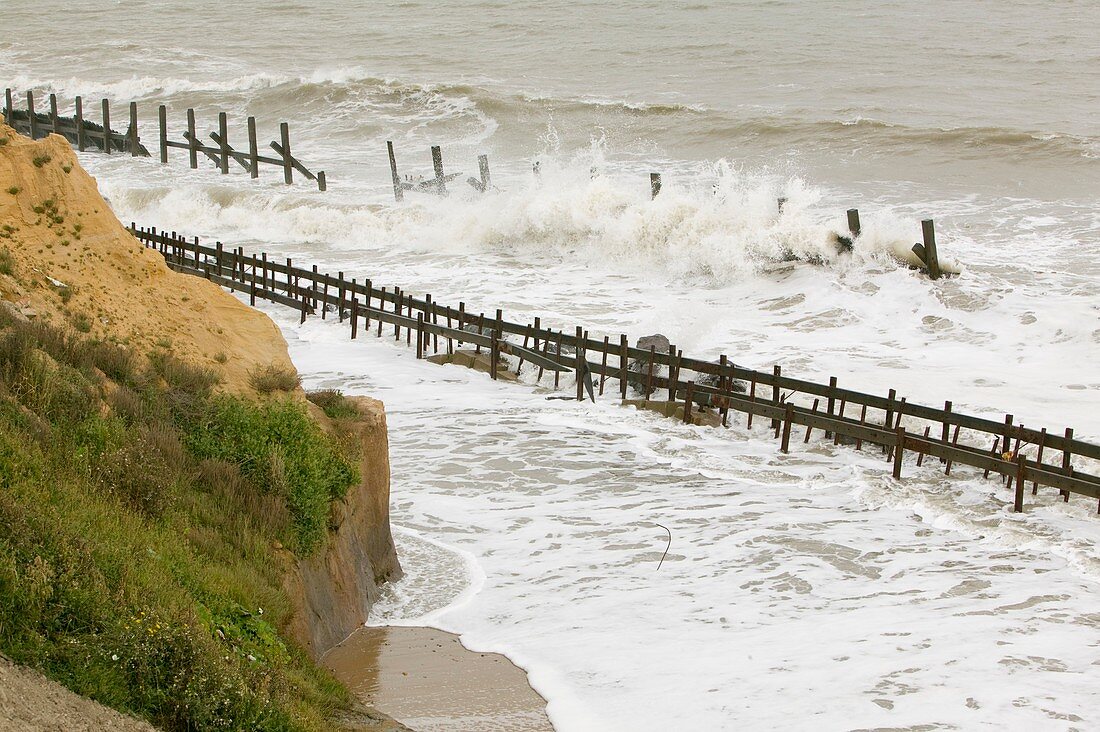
[
  {"x1": 350, "y1": 297, "x2": 359, "y2": 339},
  {"x1": 317, "y1": 171, "x2": 326, "y2": 191},
  {"x1": 387, "y1": 141, "x2": 403, "y2": 201},
  {"x1": 3, "y1": 88, "x2": 12, "y2": 127},
  {"x1": 651, "y1": 173, "x2": 662, "y2": 199},
  {"x1": 777, "y1": 197, "x2": 787, "y2": 214},
  {"x1": 279, "y1": 122, "x2": 293, "y2": 184},
  {"x1": 158, "y1": 104, "x2": 168, "y2": 163},
  {"x1": 1062, "y1": 427, "x2": 1074, "y2": 502},
  {"x1": 825, "y1": 376, "x2": 837, "y2": 439},
  {"x1": 921, "y1": 219, "x2": 942, "y2": 279},
  {"x1": 804, "y1": 399, "x2": 819, "y2": 442},
  {"x1": 217, "y1": 112, "x2": 229, "y2": 174},
  {"x1": 469, "y1": 154, "x2": 491, "y2": 192},
  {"x1": 49, "y1": 93, "x2": 59, "y2": 135},
  {"x1": 683, "y1": 381, "x2": 695, "y2": 424},
  {"x1": 128, "y1": 101, "x2": 140, "y2": 156},
  {"x1": 75, "y1": 96, "x2": 85, "y2": 151},
  {"x1": 599, "y1": 336, "x2": 609, "y2": 396},
  {"x1": 186, "y1": 108, "x2": 198, "y2": 168}
]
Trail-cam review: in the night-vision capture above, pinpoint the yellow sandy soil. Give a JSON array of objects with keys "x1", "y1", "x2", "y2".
[{"x1": 0, "y1": 123, "x2": 294, "y2": 394}]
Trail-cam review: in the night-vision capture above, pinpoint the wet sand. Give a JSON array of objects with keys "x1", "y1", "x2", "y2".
[{"x1": 323, "y1": 626, "x2": 554, "y2": 732}]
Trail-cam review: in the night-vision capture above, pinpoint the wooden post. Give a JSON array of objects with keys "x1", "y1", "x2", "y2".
[
  {"x1": 645, "y1": 345, "x2": 655, "y2": 400},
  {"x1": 921, "y1": 219, "x2": 942, "y2": 280},
  {"x1": 373, "y1": 289, "x2": 387, "y2": 337},
  {"x1": 416, "y1": 314, "x2": 424, "y2": 359},
  {"x1": 431, "y1": 145, "x2": 446, "y2": 194},
  {"x1": 983, "y1": 438, "x2": 1001, "y2": 479},
  {"x1": 940, "y1": 401, "x2": 952, "y2": 463},
  {"x1": 1014, "y1": 456, "x2": 1026, "y2": 513},
  {"x1": 771, "y1": 365, "x2": 781, "y2": 430},
  {"x1": 916, "y1": 426, "x2": 931, "y2": 466},
  {"x1": 719, "y1": 354, "x2": 730, "y2": 427},
  {"x1": 575, "y1": 326, "x2": 585, "y2": 401},
  {"x1": 321, "y1": 278, "x2": 329, "y2": 319},
  {"x1": 804, "y1": 399, "x2": 819, "y2": 442},
  {"x1": 247, "y1": 117, "x2": 259, "y2": 179},
  {"x1": 1033, "y1": 428, "x2": 1047, "y2": 494},
  {"x1": 75, "y1": 96, "x2": 85, "y2": 151},
  {"x1": 26, "y1": 92, "x2": 38, "y2": 139},
  {"x1": 350, "y1": 297, "x2": 359, "y2": 339},
  {"x1": 825, "y1": 376, "x2": 837, "y2": 438},
  {"x1": 49, "y1": 93, "x2": 59, "y2": 135},
  {"x1": 683, "y1": 381, "x2": 695, "y2": 424},
  {"x1": 478, "y1": 154, "x2": 491, "y2": 191},
  {"x1": 3, "y1": 88, "x2": 11, "y2": 127},
  {"x1": 394, "y1": 287, "x2": 403, "y2": 340},
  {"x1": 186, "y1": 108, "x2": 198, "y2": 168},
  {"x1": 317, "y1": 171, "x2": 326, "y2": 191},
  {"x1": 650, "y1": 173, "x2": 662, "y2": 199},
  {"x1": 747, "y1": 377, "x2": 757, "y2": 429},
  {"x1": 619, "y1": 334, "x2": 629, "y2": 400},
  {"x1": 1061, "y1": 427, "x2": 1074, "y2": 502},
  {"x1": 128, "y1": 101, "x2": 139, "y2": 156},
  {"x1": 475, "y1": 312, "x2": 485, "y2": 353},
  {"x1": 490, "y1": 330, "x2": 500, "y2": 379},
  {"x1": 250, "y1": 281, "x2": 256, "y2": 306},
  {"x1": 387, "y1": 141, "x2": 403, "y2": 201},
  {"x1": 218, "y1": 112, "x2": 229, "y2": 174},
  {"x1": 101, "y1": 98, "x2": 111, "y2": 154},
  {"x1": 364, "y1": 279, "x2": 373, "y2": 329},
  {"x1": 158, "y1": 104, "x2": 168, "y2": 163},
  {"x1": 780, "y1": 403, "x2": 794, "y2": 453},
  {"x1": 892, "y1": 425, "x2": 905, "y2": 479},
  {"x1": 777, "y1": 197, "x2": 787, "y2": 214},
  {"x1": 280, "y1": 122, "x2": 293, "y2": 184},
  {"x1": 856, "y1": 405, "x2": 868, "y2": 450},
  {"x1": 846, "y1": 208, "x2": 861, "y2": 238},
  {"x1": 945, "y1": 425, "x2": 960, "y2": 475},
  {"x1": 599, "y1": 336, "x2": 609, "y2": 396}
]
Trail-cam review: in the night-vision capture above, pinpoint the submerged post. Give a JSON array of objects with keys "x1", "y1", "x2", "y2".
[
  {"x1": 777, "y1": 197, "x2": 787, "y2": 214},
  {"x1": 650, "y1": 173, "x2": 662, "y2": 199},
  {"x1": 478, "y1": 154, "x2": 491, "y2": 191},
  {"x1": 431, "y1": 145, "x2": 446, "y2": 195}
]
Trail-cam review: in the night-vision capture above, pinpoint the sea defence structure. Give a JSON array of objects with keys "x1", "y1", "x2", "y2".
[
  {"x1": 3, "y1": 88, "x2": 326, "y2": 190},
  {"x1": 128, "y1": 224, "x2": 1100, "y2": 514}
]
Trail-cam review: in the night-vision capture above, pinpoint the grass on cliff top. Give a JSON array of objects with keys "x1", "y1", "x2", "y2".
[{"x1": 0, "y1": 308, "x2": 360, "y2": 730}]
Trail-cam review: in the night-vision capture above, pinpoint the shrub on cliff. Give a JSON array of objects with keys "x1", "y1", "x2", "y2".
[
  {"x1": 182, "y1": 396, "x2": 357, "y2": 553},
  {"x1": 0, "y1": 310, "x2": 356, "y2": 730}
]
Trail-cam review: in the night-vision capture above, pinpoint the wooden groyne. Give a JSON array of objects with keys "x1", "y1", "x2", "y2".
[
  {"x1": 128, "y1": 223, "x2": 1100, "y2": 514},
  {"x1": 4, "y1": 88, "x2": 325, "y2": 190}
]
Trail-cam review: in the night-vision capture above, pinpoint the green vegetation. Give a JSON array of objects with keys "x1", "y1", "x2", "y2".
[
  {"x1": 307, "y1": 389, "x2": 361, "y2": 421},
  {"x1": 32, "y1": 154, "x2": 51, "y2": 168},
  {"x1": 6, "y1": 186, "x2": 20, "y2": 195},
  {"x1": 0, "y1": 249, "x2": 13, "y2": 276},
  {"x1": 248, "y1": 363, "x2": 302, "y2": 395},
  {"x1": 0, "y1": 310, "x2": 360, "y2": 730}
]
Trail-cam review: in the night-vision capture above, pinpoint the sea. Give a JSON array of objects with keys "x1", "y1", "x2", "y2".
[{"x1": 3, "y1": 1, "x2": 1099, "y2": 729}]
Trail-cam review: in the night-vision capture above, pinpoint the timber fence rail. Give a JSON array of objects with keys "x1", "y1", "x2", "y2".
[
  {"x1": 128, "y1": 223, "x2": 1100, "y2": 515},
  {"x1": 4, "y1": 88, "x2": 325, "y2": 190}
]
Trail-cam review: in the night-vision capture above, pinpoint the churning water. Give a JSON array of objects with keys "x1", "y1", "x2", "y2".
[{"x1": 3, "y1": 1, "x2": 1099, "y2": 728}]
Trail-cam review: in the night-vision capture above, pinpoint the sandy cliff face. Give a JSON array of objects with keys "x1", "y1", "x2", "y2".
[
  {"x1": 0, "y1": 124, "x2": 400, "y2": 658},
  {"x1": 0, "y1": 123, "x2": 292, "y2": 394},
  {"x1": 286, "y1": 397, "x2": 403, "y2": 657}
]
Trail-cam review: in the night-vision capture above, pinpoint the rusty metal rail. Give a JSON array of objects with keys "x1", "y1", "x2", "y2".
[{"x1": 129, "y1": 223, "x2": 1100, "y2": 514}]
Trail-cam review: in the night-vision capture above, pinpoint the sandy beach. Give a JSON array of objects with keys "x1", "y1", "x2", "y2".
[{"x1": 323, "y1": 627, "x2": 553, "y2": 732}]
